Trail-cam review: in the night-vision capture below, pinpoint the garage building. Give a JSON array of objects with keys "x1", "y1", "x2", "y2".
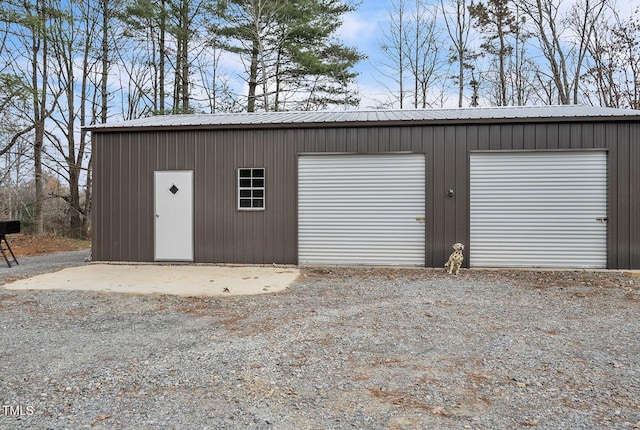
[{"x1": 86, "y1": 105, "x2": 640, "y2": 269}]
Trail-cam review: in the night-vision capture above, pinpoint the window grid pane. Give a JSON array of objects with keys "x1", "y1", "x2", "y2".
[{"x1": 238, "y1": 168, "x2": 265, "y2": 211}]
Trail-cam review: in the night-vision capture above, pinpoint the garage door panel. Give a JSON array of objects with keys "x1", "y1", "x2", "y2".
[
  {"x1": 298, "y1": 154, "x2": 425, "y2": 266},
  {"x1": 470, "y1": 151, "x2": 607, "y2": 268}
]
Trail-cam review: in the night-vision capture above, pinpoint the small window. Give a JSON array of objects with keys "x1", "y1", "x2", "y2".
[{"x1": 238, "y1": 168, "x2": 265, "y2": 210}]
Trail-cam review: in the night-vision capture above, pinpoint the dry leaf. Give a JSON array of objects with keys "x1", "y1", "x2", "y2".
[
  {"x1": 432, "y1": 406, "x2": 445, "y2": 415},
  {"x1": 92, "y1": 414, "x2": 111, "y2": 426}
]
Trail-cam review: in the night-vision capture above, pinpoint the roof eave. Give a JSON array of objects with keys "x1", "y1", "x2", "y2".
[{"x1": 83, "y1": 114, "x2": 640, "y2": 133}]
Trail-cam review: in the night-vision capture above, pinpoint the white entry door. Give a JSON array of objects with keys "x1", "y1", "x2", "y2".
[{"x1": 154, "y1": 170, "x2": 194, "y2": 261}]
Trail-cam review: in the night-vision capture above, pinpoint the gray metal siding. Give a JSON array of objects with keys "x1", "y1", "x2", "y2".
[
  {"x1": 92, "y1": 120, "x2": 640, "y2": 268},
  {"x1": 631, "y1": 124, "x2": 640, "y2": 268},
  {"x1": 609, "y1": 122, "x2": 640, "y2": 269},
  {"x1": 92, "y1": 129, "x2": 300, "y2": 264}
]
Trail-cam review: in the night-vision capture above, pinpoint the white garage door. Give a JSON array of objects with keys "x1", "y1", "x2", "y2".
[
  {"x1": 298, "y1": 154, "x2": 425, "y2": 265},
  {"x1": 470, "y1": 151, "x2": 607, "y2": 268}
]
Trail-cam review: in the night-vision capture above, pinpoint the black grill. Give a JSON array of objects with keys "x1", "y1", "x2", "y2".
[{"x1": 0, "y1": 220, "x2": 20, "y2": 267}]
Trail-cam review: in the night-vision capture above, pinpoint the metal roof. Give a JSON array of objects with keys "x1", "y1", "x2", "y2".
[{"x1": 86, "y1": 105, "x2": 640, "y2": 132}]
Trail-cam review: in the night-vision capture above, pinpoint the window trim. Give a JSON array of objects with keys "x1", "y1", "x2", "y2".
[{"x1": 237, "y1": 167, "x2": 265, "y2": 211}]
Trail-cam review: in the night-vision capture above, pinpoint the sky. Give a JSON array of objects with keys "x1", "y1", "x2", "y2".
[
  {"x1": 336, "y1": 0, "x2": 463, "y2": 109},
  {"x1": 336, "y1": 0, "x2": 393, "y2": 108},
  {"x1": 335, "y1": 0, "x2": 482, "y2": 109},
  {"x1": 334, "y1": 0, "x2": 638, "y2": 109}
]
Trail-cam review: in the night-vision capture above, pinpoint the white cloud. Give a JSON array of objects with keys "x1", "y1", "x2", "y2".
[{"x1": 336, "y1": 10, "x2": 380, "y2": 44}]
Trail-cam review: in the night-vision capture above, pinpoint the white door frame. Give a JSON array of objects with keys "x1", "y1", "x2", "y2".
[{"x1": 154, "y1": 170, "x2": 194, "y2": 261}]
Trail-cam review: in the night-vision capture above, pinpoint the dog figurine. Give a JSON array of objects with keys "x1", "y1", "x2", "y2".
[{"x1": 444, "y1": 243, "x2": 464, "y2": 275}]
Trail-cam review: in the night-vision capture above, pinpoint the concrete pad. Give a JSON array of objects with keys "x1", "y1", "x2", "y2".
[{"x1": 4, "y1": 264, "x2": 300, "y2": 297}]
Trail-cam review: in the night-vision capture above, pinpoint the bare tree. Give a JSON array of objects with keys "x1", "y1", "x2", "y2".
[
  {"x1": 192, "y1": 40, "x2": 242, "y2": 113},
  {"x1": 407, "y1": 0, "x2": 447, "y2": 108},
  {"x1": 47, "y1": 0, "x2": 105, "y2": 238},
  {"x1": 518, "y1": 0, "x2": 609, "y2": 104},
  {"x1": 0, "y1": 19, "x2": 32, "y2": 159},
  {"x1": 122, "y1": 0, "x2": 168, "y2": 113},
  {"x1": 3, "y1": 0, "x2": 64, "y2": 234},
  {"x1": 584, "y1": 7, "x2": 640, "y2": 108},
  {"x1": 376, "y1": 0, "x2": 409, "y2": 108},
  {"x1": 113, "y1": 47, "x2": 155, "y2": 119},
  {"x1": 376, "y1": 0, "x2": 447, "y2": 109},
  {"x1": 441, "y1": 0, "x2": 474, "y2": 107},
  {"x1": 1, "y1": 4, "x2": 59, "y2": 231},
  {"x1": 509, "y1": 3, "x2": 535, "y2": 105}
]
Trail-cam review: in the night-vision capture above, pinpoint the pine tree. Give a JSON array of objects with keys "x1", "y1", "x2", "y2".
[{"x1": 211, "y1": 0, "x2": 363, "y2": 111}]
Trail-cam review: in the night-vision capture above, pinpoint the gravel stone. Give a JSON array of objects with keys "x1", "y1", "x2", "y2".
[{"x1": 0, "y1": 257, "x2": 639, "y2": 429}]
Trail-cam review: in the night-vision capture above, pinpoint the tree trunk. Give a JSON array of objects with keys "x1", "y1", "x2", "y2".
[
  {"x1": 498, "y1": 16, "x2": 507, "y2": 106},
  {"x1": 33, "y1": 0, "x2": 47, "y2": 235},
  {"x1": 66, "y1": 35, "x2": 84, "y2": 238},
  {"x1": 180, "y1": 0, "x2": 189, "y2": 111},
  {"x1": 274, "y1": 47, "x2": 282, "y2": 111},
  {"x1": 414, "y1": 0, "x2": 419, "y2": 109},
  {"x1": 398, "y1": 0, "x2": 404, "y2": 109},
  {"x1": 83, "y1": 153, "x2": 92, "y2": 234},
  {"x1": 247, "y1": 39, "x2": 259, "y2": 112},
  {"x1": 160, "y1": 0, "x2": 166, "y2": 112},
  {"x1": 101, "y1": 0, "x2": 108, "y2": 123},
  {"x1": 458, "y1": 56, "x2": 464, "y2": 107}
]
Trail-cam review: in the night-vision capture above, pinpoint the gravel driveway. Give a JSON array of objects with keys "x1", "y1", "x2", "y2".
[
  {"x1": 0, "y1": 250, "x2": 89, "y2": 284},
  {"x1": 1, "y1": 260, "x2": 638, "y2": 429}
]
